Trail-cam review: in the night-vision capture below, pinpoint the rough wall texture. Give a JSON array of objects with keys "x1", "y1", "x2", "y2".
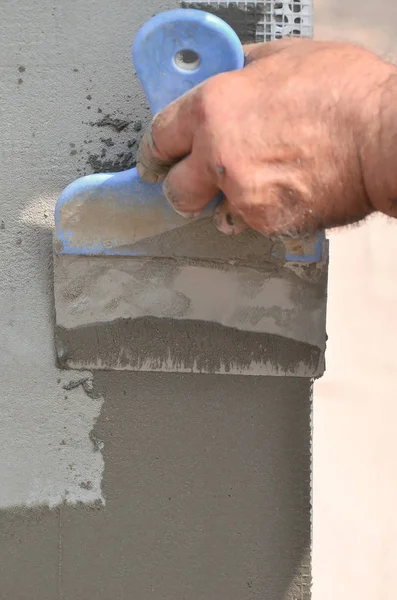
[
  {"x1": 1, "y1": 1, "x2": 316, "y2": 599},
  {"x1": 0, "y1": 374, "x2": 312, "y2": 600}
]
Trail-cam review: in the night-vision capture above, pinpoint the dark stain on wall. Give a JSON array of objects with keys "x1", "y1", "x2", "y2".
[{"x1": 181, "y1": 2, "x2": 264, "y2": 43}]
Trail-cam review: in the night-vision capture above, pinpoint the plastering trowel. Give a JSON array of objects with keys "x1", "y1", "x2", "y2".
[{"x1": 53, "y1": 8, "x2": 328, "y2": 377}]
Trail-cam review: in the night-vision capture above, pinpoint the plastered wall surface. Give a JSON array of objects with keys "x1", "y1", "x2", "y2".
[
  {"x1": 0, "y1": 2, "x2": 315, "y2": 599},
  {"x1": 313, "y1": 1, "x2": 397, "y2": 599}
]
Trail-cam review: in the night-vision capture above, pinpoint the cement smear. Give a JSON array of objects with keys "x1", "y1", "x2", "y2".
[{"x1": 55, "y1": 317, "x2": 323, "y2": 376}]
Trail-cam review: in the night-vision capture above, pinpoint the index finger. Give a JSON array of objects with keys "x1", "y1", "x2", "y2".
[
  {"x1": 243, "y1": 38, "x2": 311, "y2": 64},
  {"x1": 137, "y1": 88, "x2": 197, "y2": 183}
]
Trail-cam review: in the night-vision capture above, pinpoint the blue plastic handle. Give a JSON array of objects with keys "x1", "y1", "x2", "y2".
[
  {"x1": 55, "y1": 9, "x2": 244, "y2": 255},
  {"x1": 132, "y1": 9, "x2": 244, "y2": 114}
]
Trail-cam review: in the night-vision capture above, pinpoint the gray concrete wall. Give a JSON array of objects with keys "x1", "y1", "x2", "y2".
[{"x1": 0, "y1": 1, "x2": 315, "y2": 599}]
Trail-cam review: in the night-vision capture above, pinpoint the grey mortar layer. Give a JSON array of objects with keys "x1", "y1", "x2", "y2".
[{"x1": 56, "y1": 317, "x2": 324, "y2": 376}]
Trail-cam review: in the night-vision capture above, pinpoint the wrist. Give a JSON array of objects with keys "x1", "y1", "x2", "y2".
[{"x1": 359, "y1": 62, "x2": 397, "y2": 217}]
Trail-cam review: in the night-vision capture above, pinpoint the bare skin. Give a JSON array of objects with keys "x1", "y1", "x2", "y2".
[{"x1": 137, "y1": 39, "x2": 397, "y2": 237}]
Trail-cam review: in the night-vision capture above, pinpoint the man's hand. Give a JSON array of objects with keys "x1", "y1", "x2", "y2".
[{"x1": 137, "y1": 39, "x2": 397, "y2": 236}]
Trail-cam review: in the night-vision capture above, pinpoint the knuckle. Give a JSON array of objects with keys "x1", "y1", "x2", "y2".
[
  {"x1": 223, "y1": 173, "x2": 310, "y2": 236},
  {"x1": 136, "y1": 120, "x2": 177, "y2": 180},
  {"x1": 194, "y1": 73, "x2": 232, "y2": 124},
  {"x1": 144, "y1": 117, "x2": 165, "y2": 161},
  {"x1": 253, "y1": 183, "x2": 307, "y2": 235}
]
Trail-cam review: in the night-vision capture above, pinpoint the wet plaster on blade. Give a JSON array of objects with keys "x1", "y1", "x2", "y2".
[
  {"x1": 57, "y1": 188, "x2": 327, "y2": 289},
  {"x1": 53, "y1": 255, "x2": 327, "y2": 349},
  {"x1": 53, "y1": 237, "x2": 326, "y2": 374},
  {"x1": 122, "y1": 218, "x2": 277, "y2": 264},
  {"x1": 55, "y1": 317, "x2": 324, "y2": 376}
]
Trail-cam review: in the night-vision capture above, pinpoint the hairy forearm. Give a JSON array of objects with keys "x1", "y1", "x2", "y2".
[{"x1": 138, "y1": 40, "x2": 397, "y2": 237}]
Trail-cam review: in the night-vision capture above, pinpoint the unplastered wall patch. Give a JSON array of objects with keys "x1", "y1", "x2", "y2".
[
  {"x1": 0, "y1": 174, "x2": 105, "y2": 510},
  {"x1": 0, "y1": 341, "x2": 105, "y2": 509}
]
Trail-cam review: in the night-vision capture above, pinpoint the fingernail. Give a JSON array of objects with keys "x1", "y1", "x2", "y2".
[
  {"x1": 163, "y1": 179, "x2": 200, "y2": 219},
  {"x1": 137, "y1": 163, "x2": 162, "y2": 184}
]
